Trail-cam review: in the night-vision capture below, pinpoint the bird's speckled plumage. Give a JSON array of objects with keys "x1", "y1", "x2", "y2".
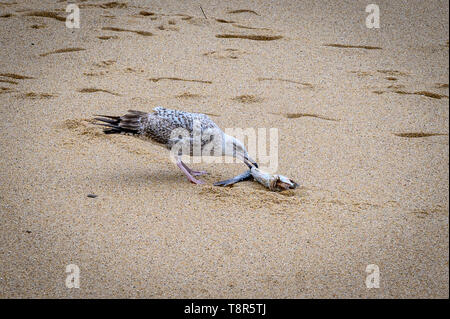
[{"x1": 95, "y1": 107, "x2": 224, "y2": 155}]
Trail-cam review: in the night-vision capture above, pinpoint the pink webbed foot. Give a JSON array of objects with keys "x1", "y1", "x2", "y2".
[
  {"x1": 177, "y1": 160, "x2": 205, "y2": 185},
  {"x1": 190, "y1": 170, "x2": 208, "y2": 176},
  {"x1": 187, "y1": 176, "x2": 205, "y2": 184}
]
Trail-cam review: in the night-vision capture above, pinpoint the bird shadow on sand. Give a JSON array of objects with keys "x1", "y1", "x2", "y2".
[{"x1": 100, "y1": 167, "x2": 196, "y2": 188}]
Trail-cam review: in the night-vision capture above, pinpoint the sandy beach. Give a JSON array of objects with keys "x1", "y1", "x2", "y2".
[{"x1": 0, "y1": 0, "x2": 448, "y2": 298}]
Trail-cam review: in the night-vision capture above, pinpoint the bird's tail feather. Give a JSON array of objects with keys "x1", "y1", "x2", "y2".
[{"x1": 94, "y1": 110, "x2": 147, "y2": 135}]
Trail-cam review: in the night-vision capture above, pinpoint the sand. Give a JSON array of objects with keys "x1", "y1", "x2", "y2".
[{"x1": 0, "y1": 0, "x2": 448, "y2": 298}]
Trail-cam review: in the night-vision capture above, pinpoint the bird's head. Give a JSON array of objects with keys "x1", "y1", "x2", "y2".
[{"x1": 222, "y1": 134, "x2": 258, "y2": 168}]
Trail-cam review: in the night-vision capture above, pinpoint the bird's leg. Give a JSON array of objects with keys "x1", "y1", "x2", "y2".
[
  {"x1": 176, "y1": 160, "x2": 205, "y2": 184},
  {"x1": 180, "y1": 161, "x2": 208, "y2": 176}
]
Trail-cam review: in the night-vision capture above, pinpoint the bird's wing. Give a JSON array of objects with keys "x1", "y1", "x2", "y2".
[
  {"x1": 152, "y1": 106, "x2": 218, "y2": 131},
  {"x1": 95, "y1": 110, "x2": 179, "y2": 145},
  {"x1": 95, "y1": 108, "x2": 222, "y2": 151}
]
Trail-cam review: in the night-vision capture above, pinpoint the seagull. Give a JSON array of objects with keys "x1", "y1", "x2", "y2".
[{"x1": 94, "y1": 107, "x2": 257, "y2": 184}]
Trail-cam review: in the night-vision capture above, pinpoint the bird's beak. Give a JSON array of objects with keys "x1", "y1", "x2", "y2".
[{"x1": 243, "y1": 154, "x2": 258, "y2": 168}]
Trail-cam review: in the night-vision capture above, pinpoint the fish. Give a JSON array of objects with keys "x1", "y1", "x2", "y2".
[
  {"x1": 250, "y1": 167, "x2": 298, "y2": 191},
  {"x1": 213, "y1": 169, "x2": 252, "y2": 186},
  {"x1": 214, "y1": 167, "x2": 298, "y2": 191}
]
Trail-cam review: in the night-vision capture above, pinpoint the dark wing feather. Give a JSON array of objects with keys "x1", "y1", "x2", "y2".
[{"x1": 94, "y1": 112, "x2": 147, "y2": 135}]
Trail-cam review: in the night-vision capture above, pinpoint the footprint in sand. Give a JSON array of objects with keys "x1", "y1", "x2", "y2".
[
  {"x1": 392, "y1": 90, "x2": 448, "y2": 99},
  {"x1": 0, "y1": 87, "x2": 16, "y2": 94},
  {"x1": 373, "y1": 89, "x2": 448, "y2": 99},
  {"x1": 324, "y1": 43, "x2": 382, "y2": 50},
  {"x1": 102, "y1": 27, "x2": 153, "y2": 36},
  {"x1": 79, "y1": 2, "x2": 128, "y2": 9},
  {"x1": 215, "y1": 18, "x2": 235, "y2": 24},
  {"x1": 16, "y1": 92, "x2": 57, "y2": 99},
  {"x1": 175, "y1": 92, "x2": 202, "y2": 99},
  {"x1": 83, "y1": 72, "x2": 105, "y2": 77},
  {"x1": 78, "y1": 88, "x2": 121, "y2": 96},
  {"x1": 138, "y1": 11, "x2": 156, "y2": 17},
  {"x1": 149, "y1": 77, "x2": 212, "y2": 84},
  {"x1": 24, "y1": 11, "x2": 65, "y2": 22},
  {"x1": 203, "y1": 48, "x2": 245, "y2": 60},
  {"x1": 394, "y1": 133, "x2": 447, "y2": 138},
  {"x1": 0, "y1": 73, "x2": 34, "y2": 80},
  {"x1": 275, "y1": 112, "x2": 339, "y2": 121},
  {"x1": 157, "y1": 23, "x2": 180, "y2": 31},
  {"x1": 232, "y1": 24, "x2": 272, "y2": 31},
  {"x1": 410, "y1": 207, "x2": 446, "y2": 218},
  {"x1": 97, "y1": 35, "x2": 119, "y2": 40},
  {"x1": 216, "y1": 34, "x2": 282, "y2": 41},
  {"x1": 377, "y1": 70, "x2": 410, "y2": 76},
  {"x1": 60, "y1": 118, "x2": 156, "y2": 156},
  {"x1": 257, "y1": 77, "x2": 314, "y2": 88},
  {"x1": 349, "y1": 71, "x2": 373, "y2": 77},
  {"x1": 59, "y1": 119, "x2": 104, "y2": 141},
  {"x1": 232, "y1": 95, "x2": 263, "y2": 103},
  {"x1": 350, "y1": 69, "x2": 409, "y2": 78},
  {"x1": 349, "y1": 69, "x2": 448, "y2": 99},
  {"x1": 83, "y1": 60, "x2": 116, "y2": 76},
  {"x1": 124, "y1": 67, "x2": 145, "y2": 73},
  {"x1": 202, "y1": 112, "x2": 220, "y2": 117},
  {"x1": 412, "y1": 91, "x2": 449, "y2": 99},
  {"x1": 30, "y1": 24, "x2": 47, "y2": 29},
  {"x1": 93, "y1": 60, "x2": 116, "y2": 68},
  {"x1": 387, "y1": 84, "x2": 406, "y2": 89},
  {"x1": 0, "y1": 79, "x2": 18, "y2": 84},
  {"x1": 226, "y1": 9, "x2": 260, "y2": 16},
  {"x1": 40, "y1": 48, "x2": 86, "y2": 57},
  {"x1": 97, "y1": 2, "x2": 127, "y2": 9},
  {"x1": 182, "y1": 16, "x2": 209, "y2": 26},
  {"x1": 0, "y1": 73, "x2": 33, "y2": 91}
]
